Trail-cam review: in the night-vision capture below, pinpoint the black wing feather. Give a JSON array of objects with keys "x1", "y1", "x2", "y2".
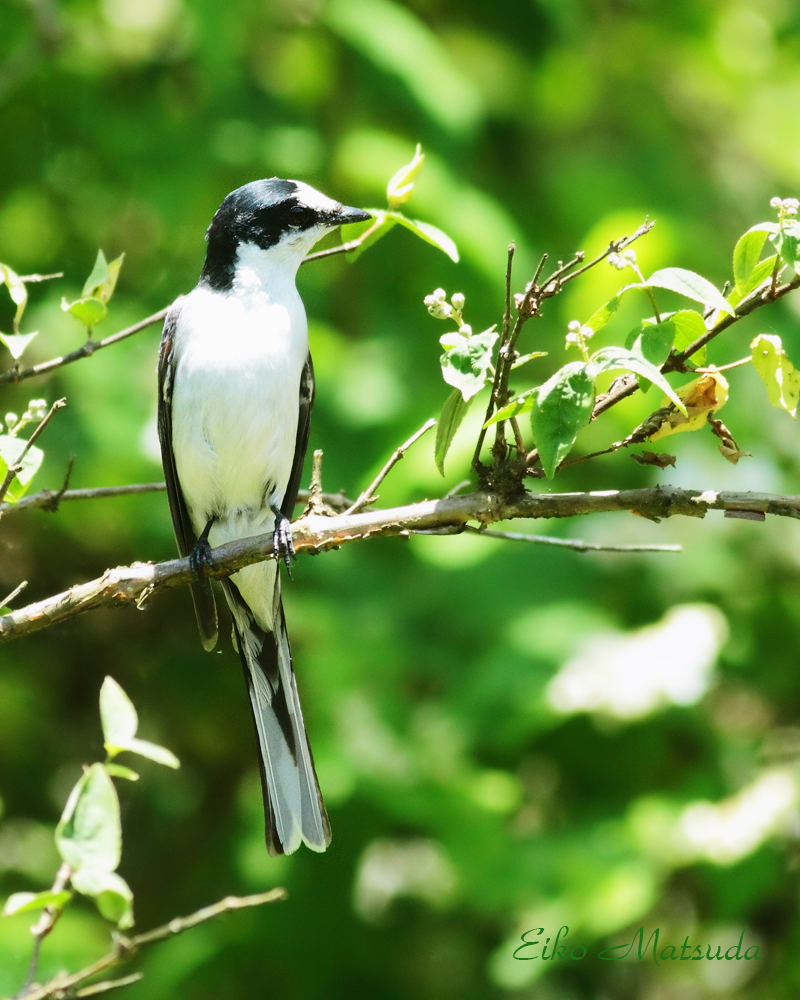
[
  {"x1": 157, "y1": 299, "x2": 218, "y2": 651},
  {"x1": 281, "y1": 353, "x2": 315, "y2": 519}
]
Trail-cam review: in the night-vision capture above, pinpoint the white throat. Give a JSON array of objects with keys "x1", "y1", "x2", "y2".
[{"x1": 232, "y1": 226, "x2": 329, "y2": 300}]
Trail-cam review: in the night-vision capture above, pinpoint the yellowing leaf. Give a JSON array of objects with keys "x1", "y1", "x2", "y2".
[
  {"x1": 649, "y1": 371, "x2": 729, "y2": 441},
  {"x1": 750, "y1": 333, "x2": 800, "y2": 418}
]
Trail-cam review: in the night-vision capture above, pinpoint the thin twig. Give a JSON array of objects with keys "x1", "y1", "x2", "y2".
[
  {"x1": 0, "y1": 309, "x2": 168, "y2": 387},
  {"x1": 0, "y1": 482, "x2": 354, "y2": 518},
  {"x1": 342, "y1": 418, "x2": 436, "y2": 516},
  {"x1": 74, "y1": 973, "x2": 143, "y2": 997},
  {"x1": 0, "y1": 580, "x2": 27, "y2": 607},
  {"x1": 16, "y1": 272, "x2": 63, "y2": 283},
  {"x1": 11, "y1": 889, "x2": 286, "y2": 1000},
  {"x1": 0, "y1": 398, "x2": 66, "y2": 505},
  {"x1": 2, "y1": 485, "x2": 798, "y2": 645},
  {"x1": 560, "y1": 218, "x2": 655, "y2": 286},
  {"x1": 18, "y1": 862, "x2": 72, "y2": 996},
  {"x1": 466, "y1": 525, "x2": 681, "y2": 553}
]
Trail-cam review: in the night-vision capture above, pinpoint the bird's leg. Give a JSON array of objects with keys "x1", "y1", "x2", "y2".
[
  {"x1": 270, "y1": 503, "x2": 296, "y2": 577},
  {"x1": 189, "y1": 517, "x2": 216, "y2": 579}
]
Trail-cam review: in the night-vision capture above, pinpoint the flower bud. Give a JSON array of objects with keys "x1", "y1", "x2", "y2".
[
  {"x1": 5, "y1": 412, "x2": 18, "y2": 430},
  {"x1": 451, "y1": 292, "x2": 465, "y2": 311},
  {"x1": 770, "y1": 196, "x2": 782, "y2": 208}
]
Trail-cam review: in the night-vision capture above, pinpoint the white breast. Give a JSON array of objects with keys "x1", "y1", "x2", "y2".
[{"x1": 171, "y1": 253, "x2": 309, "y2": 549}]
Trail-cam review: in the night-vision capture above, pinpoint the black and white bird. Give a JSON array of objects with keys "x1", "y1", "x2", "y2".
[{"x1": 157, "y1": 178, "x2": 371, "y2": 855}]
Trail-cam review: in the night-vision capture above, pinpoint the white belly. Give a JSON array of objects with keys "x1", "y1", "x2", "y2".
[{"x1": 171, "y1": 283, "x2": 308, "y2": 550}]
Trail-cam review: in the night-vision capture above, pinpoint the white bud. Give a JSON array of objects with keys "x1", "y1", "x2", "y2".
[
  {"x1": 568, "y1": 320, "x2": 581, "y2": 332},
  {"x1": 433, "y1": 288, "x2": 446, "y2": 301},
  {"x1": 622, "y1": 249, "x2": 637, "y2": 263},
  {"x1": 607, "y1": 253, "x2": 627, "y2": 270},
  {"x1": 5, "y1": 412, "x2": 18, "y2": 430},
  {"x1": 459, "y1": 323, "x2": 472, "y2": 335},
  {"x1": 565, "y1": 332, "x2": 580, "y2": 346},
  {"x1": 785, "y1": 198, "x2": 800, "y2": 209},
  {"x1": 451, "y1": 292, "x2": 465, "y2": 311},
  {"x1": 580, "y1": 325, "x2": 594, "y2": 339},
  {"x1": 770, "y1": 196, "x2": 782, "y2": 208}
]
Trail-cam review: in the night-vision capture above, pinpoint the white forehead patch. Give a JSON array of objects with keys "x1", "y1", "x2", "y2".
[{"x1": 290, "y1": 180, "x2": 341, "y2": 215}]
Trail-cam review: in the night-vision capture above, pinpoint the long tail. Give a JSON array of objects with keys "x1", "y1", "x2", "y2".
[{"x1": 222, "y1": 578, "x2": 330, "y2": 856}]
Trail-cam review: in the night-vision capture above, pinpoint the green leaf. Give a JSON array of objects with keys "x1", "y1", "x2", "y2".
[
  {"x1": 770, "y1": 225, "x2": 800, "y2": 271},
  {"x1": 585, "y1": 294, "x2": 622, "y2": 333},
  {"x1": 751, "y1": 333, "x2": 800, "y2": 418},
  {"x1": 100, "y1": 676, "x2": 138, "y2": 754},
  {"x1": 71, "y1": 869, "x2": 134, "y2": 929},
  {"x1": 530, "y1": 362, "x2": 595, "y2": 480},
  {"x1": 624, "y1": 319, "x2": 675, "y2": 368},
  {"x1": 440, "y1": 327, "x2": 498, "y2": 401},
  {"x1": 484, "y1": 389, "x2": 536, "y2": 426},
  {"x1": 645, "y1": 267, "x2": 731, "y2": 316},
  {"x1": 105, "y1": 764, "x2": 139, "y2": 781},
  {"x1": 61, "y1": 297, "x2": 107, "y2": 328},
  {"x1": 345, "y1": 211, "x2": 396, "y2": 262},
  {"x1": 511, "y1": 351, "x2": 547, "y2": 370},
  {"x1": 733, "y1": 228, "x2": 769, "y2": 293},
  {"x1": 435, "y1": 389, "x2": 471, "y2": 475},
  {"x1": 389, "y1": 213, "x2": 459, "y2": 262},
  {"x1": 82, "y1": 250, "x2": 109, "y2": 299},
  {"x1": 589, "y1": 347, "x2": 686, "y2": 413},
  {"x1": 0, "y1": 330, "x2": 38, "y2": 360},
  {"x1": 728, "y1": 255, "x2": 780, "y2": 308},
  {"x1": 386, "y1": 143, "x2": 424, "y2": 207},
  {"x1": 0, "y1": 435, "x2": 44, "y2": 502},
  {"x1": 56, "y1": 763, "x2": 121, "y2": 874},
  {"x1": 122, "y1": 737, "x2": 180, "y2": 769},
  {"x1": 2, "y1": 890, "x2": 72, "y2": 917},
  {"x1": 671, "y1": 309, "x2": 707, "y2": 364},
  {"x1": 0, "y1": 263, "x2": 28, "y2": 332}
]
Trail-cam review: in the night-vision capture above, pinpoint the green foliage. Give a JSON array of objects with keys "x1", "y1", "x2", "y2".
[
  {"x1": 61, "y1": 250, "x2": 125, "y2": 330},
  {"x1": 4, "y1": 2, "x2": 800, "y2": 997},
  {"x1": 434, "y1": 388, "x2": 470, "y2": 475},
  {"x1": 529, "y1": 362, "x2": 595, "y2": 479},
  {"x1": 0, "y1": 433, "x2": 43, "y2": 502},
  {"x1": 751, "y1": 333, "x2": 800, "y2": 418}
]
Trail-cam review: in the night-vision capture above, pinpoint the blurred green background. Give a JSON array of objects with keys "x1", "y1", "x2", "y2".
[{"x1": 2, "y1": 0, "x2": 800, "y2": 997}]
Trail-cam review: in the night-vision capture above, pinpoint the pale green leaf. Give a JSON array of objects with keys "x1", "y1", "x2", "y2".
[
  {"x1": 105, "y1": 764, "x2": 139, "y2": 781},
  {"x1": 390, "y1": 213, "x2": 459, "y2": 262},
  {"x1": 0, "y1": 435, "x2": 44, "y2": 502},
  {"x1": 589, "y1": 346, "x2": 686, "y2": 413},
  {"x1": 61, "y1": 297, "x2": 107, "y2": 328},
  {"x1": 751, "y1": 333, "x2": 800, "y2": 418},
  {"x1": 71, "y1": 868, "x2": 134, "y2": 929},
  {"x1": 97, "y1": 253, "x2": 124, "y2": 304},
  {"x1": 100, "y1": 676, "x2": 138, "y2": 753},
  {"x1": 511, "y1": 351, "x2": 547, "y2": 369},
  {"x1": 670, "y1": 309, "x2": 707, "y2": 364},
  {"x1": 733, "y1": 229, "x2": 769, "y2": 293},
  {"x1": 0, "y1": 264, "x2": 28, "y2": 331},
  {"x1": 81, "y1": 250, "x2": 108, "y2": 299},
  {"x1": 56, "y1": 763, "x2": 121, "y2": 874},
  {"x1": 2, "y1": 890, "x2": 72, "y2": 917},
  {"x1": 645, "y1": 267, "x2": 731, "y2": 315},
  {"x1": 123, "y1": 737, "x2": 180, "y2": 769},
  {"x1": 728, "y1": 255, "x2": 780, "y2": 308},
  {"x1": 0, "y1": 330, "x2": 38, "y2": 360},
  {"x1": 440, "y1": 327, "x2": 498, "y2": 400},
  {"x1": 484, "y1": 390, "x2": 536, "y2": 427},
  {"x1": 435, "y1": 389, "x2": 471, "y2": 475},
  {"x1": 624, "y1": 319, "x2": 675, "y2": 368},
  {"x1": 386, "y1": 143, "x2": 424, "y2": 207},
  {"x1": 529, "y1": 362, "x2": 595, "y2": 479},
  {"x1": 770, "y1": 224, "x2": 800, "y2": 271}
]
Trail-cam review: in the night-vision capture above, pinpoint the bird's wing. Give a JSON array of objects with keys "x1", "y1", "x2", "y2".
[
  {"x1": 157, "y1": 298, "x2": 218, "y2": 651},
  {"x1": 280, "y1": 352, "x2": 315, "y2": 519}
]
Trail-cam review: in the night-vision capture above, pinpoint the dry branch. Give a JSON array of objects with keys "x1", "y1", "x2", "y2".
[{"x1": 2, "y1": 485, "x2": 798, "y2": 644}]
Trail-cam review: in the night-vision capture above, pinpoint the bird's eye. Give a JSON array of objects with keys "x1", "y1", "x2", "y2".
[{"x1": 289, "y1": 205, "x2": 312, "y2": 227}]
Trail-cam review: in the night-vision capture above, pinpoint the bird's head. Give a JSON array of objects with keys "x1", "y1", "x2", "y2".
[{"x1": 200, "y1": 178, "x2": 372, "y2": 291}]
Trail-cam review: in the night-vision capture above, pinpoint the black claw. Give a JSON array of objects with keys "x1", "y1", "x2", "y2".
[
  {"x1": 270, "y1": 504, "x2": 296, "y2": 578},
  {"x1": 190, "y1": 519, "x2": 215, "y2": 578}
]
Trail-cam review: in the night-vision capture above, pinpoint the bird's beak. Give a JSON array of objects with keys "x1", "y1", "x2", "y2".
[{"x1": 331, "y1": 205, "x2": 373, "y2": 226}]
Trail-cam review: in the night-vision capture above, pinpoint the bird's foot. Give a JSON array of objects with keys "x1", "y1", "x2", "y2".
[
  {"x1": 189, "y1": 519, "x2": 215, "y2": 579},
  {"x1": 270, "y1": 504, "x2": 296, "y2": 578}
]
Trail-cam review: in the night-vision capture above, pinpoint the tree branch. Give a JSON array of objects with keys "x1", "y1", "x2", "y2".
[
  {"x1": 466, "y1": 525, "x2": 681, "y2": 553},
  {"x1": 0, "y1": 398, "x2": 66, "y2": 504},
  {"x1": 2, "y1": 485, "x2": 798, "y2": 645},
  {"x1": 9, "y1": 889, "x2": 286, "y2": 1000},
  {"x1": 0, "y1": 309, "x2": 168, "y2": 387}
]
